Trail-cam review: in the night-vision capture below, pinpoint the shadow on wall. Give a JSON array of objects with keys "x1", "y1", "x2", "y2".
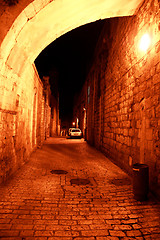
[{"x1": 3, "y1": 0, "x2": 19, "y2": 6}]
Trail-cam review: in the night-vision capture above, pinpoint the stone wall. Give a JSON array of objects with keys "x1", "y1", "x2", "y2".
[
  {"x1": 0, "y1": 63, "x2": 47, "y2": 183},
  {"x1": 74, "y1": 0, "x2": 160, "y2": 197}
]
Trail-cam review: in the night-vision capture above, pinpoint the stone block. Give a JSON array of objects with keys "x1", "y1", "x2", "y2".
[
  {"x1": 155, "y1": 105, "x2": 160, "y2": 118},
  {"x1": 12, "y1": 11, "x2": 27, "y2": 38},
  {"x1": 152, "y1": 73, "x2": 160, "y2": 85},
  {"x1": 123, "y1": 129, "x2": 129, "y2": 136},
  {"x1": 146, "y1": 129, "x2": 153, "y2": 141},
  {"x1": 123, "y1": 121, "x2": 130, "y2": 128},
  {"x1": 155, "y1": 61, "x2": 160, "y2": 73},
  {"x1": 32, "y1": 0, "x2": 46, "y2": 13},
  {"x1": 136, "y1": 120, "x2": 141, "y2": 129},
  {"x1": 24, "y1": 3, "x2": 36, "y2": 20},
  {"x1": 145, "y1": 97, "x2": 153, "y2": 109},
  {"x1": 146, "y1": 140, "x2": 153, "y2": 151}
]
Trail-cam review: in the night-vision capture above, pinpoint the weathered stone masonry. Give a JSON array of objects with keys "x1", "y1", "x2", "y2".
[
  {"x1": 1, "y1": 0, "x2": 142, "y2": 185},
  {"x1": 74, "y1": 0, "x2": 160, "y2": 198},
  {"x1": 0, "y1": 63, "x2": 57, "y2": 183},
  {"x1": 0, "y1": 0, "x2": 159, "y2": 194}
]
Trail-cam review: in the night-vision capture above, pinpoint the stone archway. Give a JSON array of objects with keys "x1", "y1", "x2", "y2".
[
  {"x1": 0, "y1": 0, "x2": 144, "y2": 182},
  {"x1": 0, "y1": 0, "x2": 144, "y2": 74}
]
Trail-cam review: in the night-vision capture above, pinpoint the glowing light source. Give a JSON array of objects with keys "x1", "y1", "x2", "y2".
[
  {"x1": 76, "y1": 118, "x2": 79, "y2": 128},
  {"x1": 72, "y1": 122, "x2": 75, "y2": 127},
  {"x1": 139, "y1": 33, "x2": 151, "y2": 51}
]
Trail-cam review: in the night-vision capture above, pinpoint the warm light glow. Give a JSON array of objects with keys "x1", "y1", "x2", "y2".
[
  {"x1": 76, "y1": 118, "x2": 79, "y2": 128},
  {"x1": 72, "y1": 122, "x2": 75, "y2": 126},
  {"x1": 0, "y1": 0, "x2": 144, "y2": 70},
  {"x1": 139, "y1": 33, "x2": 151, "y2": 51}
]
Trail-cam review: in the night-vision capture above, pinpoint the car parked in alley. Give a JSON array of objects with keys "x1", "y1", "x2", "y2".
[{"x1": 68, "y1": 128, "x2": 82, "y2": 138}]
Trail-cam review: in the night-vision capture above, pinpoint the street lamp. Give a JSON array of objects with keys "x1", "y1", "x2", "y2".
[{"x1": 72, "y1": 122, "x2": 75, "y2": 127}]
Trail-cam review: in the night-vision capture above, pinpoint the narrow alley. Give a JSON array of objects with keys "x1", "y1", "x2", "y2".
[{"x1": 0, "y1": 137, "x2": 160, "y2": 239}]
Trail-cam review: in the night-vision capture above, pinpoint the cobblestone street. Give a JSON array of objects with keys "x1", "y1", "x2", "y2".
[{"x1": 0, "y1": 137, "x2": 160, "y2": 240}]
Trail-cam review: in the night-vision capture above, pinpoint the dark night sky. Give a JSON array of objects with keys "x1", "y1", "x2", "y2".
[{"x1": 35, "y1": 19, "x2": 106, "y2": 123}]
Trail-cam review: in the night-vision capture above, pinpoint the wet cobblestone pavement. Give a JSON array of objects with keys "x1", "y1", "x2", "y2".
[{"x1": 0, "y1": 137, "x2": 160, "y2": 239}]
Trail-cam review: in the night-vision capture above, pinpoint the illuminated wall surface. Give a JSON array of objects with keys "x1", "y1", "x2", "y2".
[
  {"x1": 73, "y1": 0, "x2": 160, "y2": 197},
  {"x1": 0, "y1": 0, "x2": 159, "y2": 197}
]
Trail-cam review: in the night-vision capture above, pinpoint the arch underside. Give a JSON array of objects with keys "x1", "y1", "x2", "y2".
[{"x1": 0, "y1": 0, "x2": 143, "y2": 75}]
